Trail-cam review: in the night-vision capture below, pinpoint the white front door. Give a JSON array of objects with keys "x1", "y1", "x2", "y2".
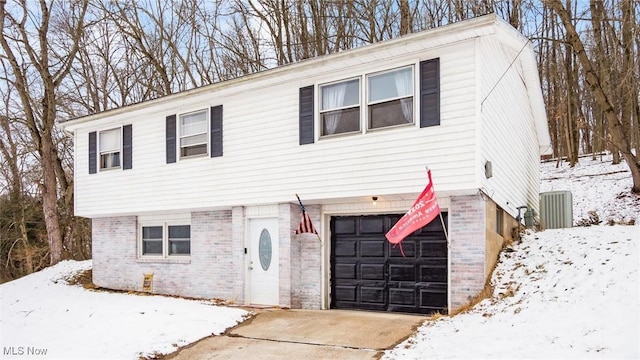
[{"x1": 248, "y1": 218, "x2": 279, "y2": 305}]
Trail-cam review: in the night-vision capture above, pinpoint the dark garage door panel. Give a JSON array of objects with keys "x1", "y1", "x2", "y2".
[{"x1": 330, "y1": 214, "x2": 448, "y2": 314}]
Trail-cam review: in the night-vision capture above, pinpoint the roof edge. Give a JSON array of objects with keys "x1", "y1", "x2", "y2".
[{"x1": 60, "y1": 14, "x2": 500, "y2": 130}]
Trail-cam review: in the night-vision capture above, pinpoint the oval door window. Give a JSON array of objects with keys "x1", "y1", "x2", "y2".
[{"x1": 258, "y1": 228, "x2": 272, "y2": 271}]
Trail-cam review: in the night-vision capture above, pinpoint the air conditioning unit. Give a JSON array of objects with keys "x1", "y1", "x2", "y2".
[{"x1": 539, "y1": 191, "x2": 573, "y2": 229}]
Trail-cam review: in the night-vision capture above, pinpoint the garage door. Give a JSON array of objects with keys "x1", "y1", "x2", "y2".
[{"x1": 330, "y1": 213, "x2": 448, "y2": 315}]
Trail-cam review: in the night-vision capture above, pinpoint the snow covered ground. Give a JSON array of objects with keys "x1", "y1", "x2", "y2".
[
  {"x1": 383, "y1": 155, "x2": 640, "y2": 359},
  {"x1": 540, "y1": 154, "x2": 639, "y2": 225},
  {"x1": 1, "y1": 154, "x2": 638, "y2": 360},
  {"x1": 0, "y1": 261, "x2": 248, "y2": 359}
]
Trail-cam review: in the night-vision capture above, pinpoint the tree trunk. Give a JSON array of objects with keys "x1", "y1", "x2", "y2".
[
  {"x1": 547, "y1": 0, "x2": 640, "y2": 192},
  {"x1": 40, "y1": 108, "x2": 65, "y2": 264},
  {"x1": 399, "y1": 0, "x2": 412, "y2": 35},
  {"x1": 0, "y1": 0, "x2": 89, "y2": 265}
]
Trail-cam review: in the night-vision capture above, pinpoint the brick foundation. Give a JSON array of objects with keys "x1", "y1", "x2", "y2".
[
  {"x1": 92, "y1": 197, "x2": 499, "y2": 312},
  {"x1": 449, "y1": 195, "x2": 487, "y2": 309},
  {"x1": 92, "y1": 205, "x2": 322, "y2": 308},
  {"x1": 92, "y1": 211, "x2": 242, "y2": 301}
]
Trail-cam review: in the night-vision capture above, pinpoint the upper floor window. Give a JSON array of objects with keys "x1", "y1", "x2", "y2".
[
  {"x1": 367, "y1": 66, "x2": 414, "y2": 129},
  {"x1": 99, "y1": 128, "x2": 121, "y2": 170},
  {"x1": 180, "y1": 110, "x2": 207, "y2": 158},
  {"x1": 320, "y1": 78, "x2": 360, "y2": 136},
  {"x1": 298, "y1": 59, "x2": 437, "y2": 146}
]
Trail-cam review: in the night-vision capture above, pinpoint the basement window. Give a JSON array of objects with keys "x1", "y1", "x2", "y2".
[
  {"x1": 140, "y1": 222, "x2": 191, "y2": 258},
  {"x1": 496, "y1": 206, "x2": 504, "y2": 236}
]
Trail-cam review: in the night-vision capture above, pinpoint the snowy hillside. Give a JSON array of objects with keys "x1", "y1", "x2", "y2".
[
  {"x1": 383, "y1": 155, "x2": 640, "y2": 359},
  {"x1": 540, "y1": 154, "x2": 639, "y2": 225}
]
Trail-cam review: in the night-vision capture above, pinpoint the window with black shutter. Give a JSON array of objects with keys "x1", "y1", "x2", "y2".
[
  {"x1": 420, "y1": 58, "x2": 440, "y2": 128},
  {"x1": 166, "y1": 114, "x2": 177, "y2": 163},
  {"x1": 210, "y1": 105, "x2": 223, "y2": 157},
  {"x1": 88, "y1": 131, "x2": 97, "y2": 174},
  {"x1": 123, "y1": 124, "x2": 132, "y2": 170},
  {"x1": 299, "y1": 85, "x2": 314, "y2": 144}
]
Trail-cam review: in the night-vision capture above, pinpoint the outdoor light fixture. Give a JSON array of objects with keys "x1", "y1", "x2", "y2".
[{"x1": 372, "y1": 196, "x2": 378, "y2": 206}]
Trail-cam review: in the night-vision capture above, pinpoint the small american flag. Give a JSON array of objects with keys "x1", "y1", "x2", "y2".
[{"x1": 294, "y1": 194, "x2": 318, "y2": 235}]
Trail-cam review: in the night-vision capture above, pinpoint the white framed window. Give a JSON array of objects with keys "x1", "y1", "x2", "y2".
[
  {"x1": 141, "y1": 225, "x2": 163, "y2": 255},
  {"x1": 99, "y1": 128, "x2": 121, "y2": 170},
  {"x1": 319, "y1": 78, "x2": 360, "y2": 136},
  {"x1": 179, "y1": 110, "x2": 208, "y2": 158},
  {"x1": 367, "y1": 66, "x2": 414, "y2": 129},
  {"x1": 139, "y1": 222, "x2": 191, "y2": 258},
  {"x1": 168, "y1": 225, "x2": 191, "y2": 255}
]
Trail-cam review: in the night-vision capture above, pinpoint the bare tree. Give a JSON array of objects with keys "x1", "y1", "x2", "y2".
[
  {"x1": 2, "y1": 0, "x2": 638, "y2": 278},
  {"x1": 546, "y1": 0, "x2": 640, "y2": 192},
  {"x1": 1, "y1": 0, "x2": 90, "y2": 265}
]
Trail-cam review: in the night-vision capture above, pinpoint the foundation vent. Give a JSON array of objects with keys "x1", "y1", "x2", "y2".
[{"x1": 539, "y1": 191, "x2": 573, "y2": 229}]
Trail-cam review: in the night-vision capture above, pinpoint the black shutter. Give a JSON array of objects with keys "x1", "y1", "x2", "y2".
[
  {"x1": 166, "y1": 115, "x2": 177, "y2": 163},
  {"x1": 210, "y1": 105, "x2": 223, "y2": 157},
  {"x1": 299, "y1": 85, "x2": 314, "y2": 145},
  {"x1": 420, "y1": 58, "x2": 440, "y2": 128},
  {"x1": 88, "y1": 131, "x2": 97, "y2": 174},
  {"x1": 122, "y1": 124, "x2": 132, "y2": 170}
]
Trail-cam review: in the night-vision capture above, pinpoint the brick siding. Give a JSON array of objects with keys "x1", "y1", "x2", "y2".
[
  {"x1": 278, "y1": 203, "x2": 322, "y2": 309},
  {"x1": 92, "y1": 211, "x2": 242, "y2": 301},
  {"x1": 295, "y1": 204, "x2": 322, "y2": 309},
  {"x1": 449, "y1": 195, "x2": 487, "y2": 309},
  {"x1": 92, "y1": 205, "x2": 322, "y2": 309}
]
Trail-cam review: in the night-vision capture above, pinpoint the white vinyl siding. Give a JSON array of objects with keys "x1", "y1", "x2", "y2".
[
  {"x1": 68, "y1": 16, "x2": 548, "y2": 218},
  {"x1": 72, "y1": 40, "x2": 477, "y2": 217},
  {"x1": 477, "y1": 36, "x2": 541, "y2": 218}
]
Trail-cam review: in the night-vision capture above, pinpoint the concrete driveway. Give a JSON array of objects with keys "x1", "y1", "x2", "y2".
[{"x1": 167, "y1": 309, "x2": 427, "y2": 359}]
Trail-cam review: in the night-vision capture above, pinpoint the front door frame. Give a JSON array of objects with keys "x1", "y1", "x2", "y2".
[{"x1": 245, "y1": 214, "x2": 280, "y2": 306}]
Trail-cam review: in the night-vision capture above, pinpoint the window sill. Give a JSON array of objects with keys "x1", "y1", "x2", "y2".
[
  {"x1": 319, "y1": 130, "x2": 362, "y2": 140},
  {"x1": 136, "y1": 257, "x2": 191, "y2": 264},
  {"x1": 99, "y1": 166, "x2": 122, "y2": 172},
  {"x1": 179, "y1": 152, "x2": 208, "y2": 160},
  {"x1": 366, "y1": 121, "x2": 415, "y2": 133}
]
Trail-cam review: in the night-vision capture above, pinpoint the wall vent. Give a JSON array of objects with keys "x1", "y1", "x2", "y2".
[{"x1": 539, "y1": 191, "x2": 573, "y2": 229}]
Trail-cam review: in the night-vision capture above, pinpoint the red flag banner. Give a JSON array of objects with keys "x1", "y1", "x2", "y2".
[{"x1": 385, "y1": 170, "x2": 440, "y2": 245}]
